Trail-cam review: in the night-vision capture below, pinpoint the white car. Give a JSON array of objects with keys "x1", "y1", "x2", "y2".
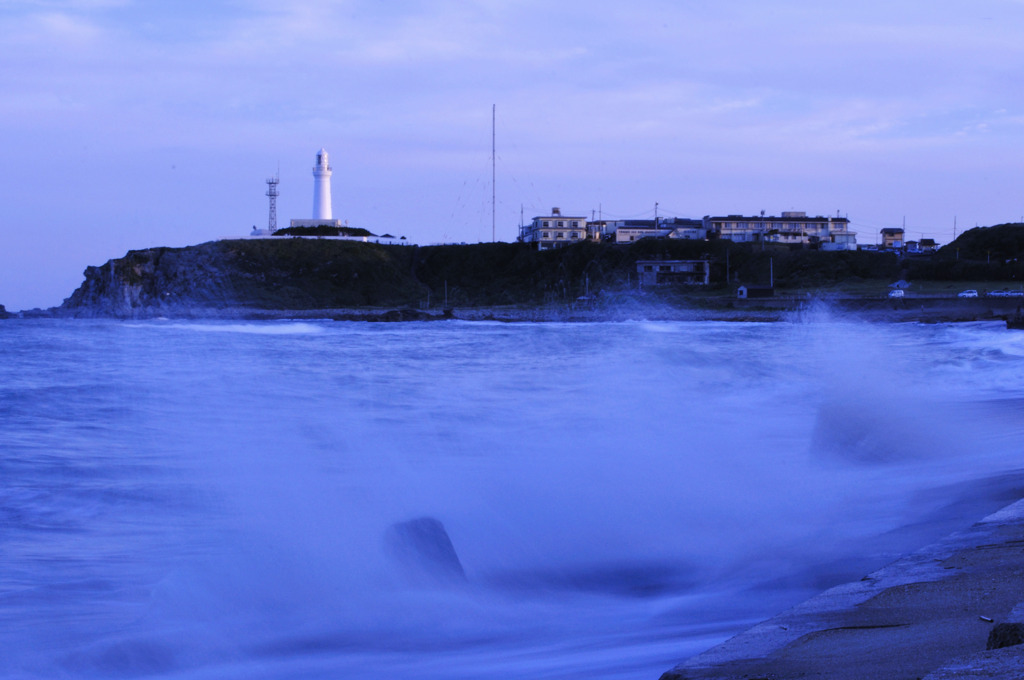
[
  {"x1": 888, "y1": 289, "x2": 904, "y2": 298},
  {"x1": 958, "y1": 290, "x2": 979, "y2": 298}
]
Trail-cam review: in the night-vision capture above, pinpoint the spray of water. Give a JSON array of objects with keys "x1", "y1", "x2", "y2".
[{"x1": 2, "y1": 315, "x2": 1023, "y2": 679}]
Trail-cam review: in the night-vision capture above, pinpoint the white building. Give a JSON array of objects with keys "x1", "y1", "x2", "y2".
[
  {"x1": 520, "y1": 208, "x2": 593, "y2": 250},
  {"x1": 612, "y1": 221, "x2": 666, "y2": 243},
  {"x1": 291, "y1": 148, "x2": 344, "y2": 229},
  {"x1": 706, "y1": 211, "x2": 857, "y2": 250}
]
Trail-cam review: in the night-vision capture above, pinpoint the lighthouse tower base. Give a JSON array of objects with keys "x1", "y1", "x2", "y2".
[{"x1": 289, "y1": 219, "x2": 344, "y2": 229}]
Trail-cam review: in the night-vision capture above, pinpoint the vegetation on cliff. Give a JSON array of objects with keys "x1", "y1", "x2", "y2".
[
  {"x1": 939, "y1": 223, "x2": 1024, "y2": 261},
  {"x1": 273, "y1": 225, "x2": 374, "y2": 238},
  {"x1": 57, "y1": 224, "x2": 1024, "y2": 316},
  {"x1": 58, "y1": 238, "x2": 904, "y2": 315},
  {"x1": 905, "y1": 223, "x2": 1024, "y2": 282}
]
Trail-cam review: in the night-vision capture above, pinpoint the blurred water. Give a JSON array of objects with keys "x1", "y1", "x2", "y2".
[{"x1": 2, "y1": 313, "x2": 1024, "y2": 679}]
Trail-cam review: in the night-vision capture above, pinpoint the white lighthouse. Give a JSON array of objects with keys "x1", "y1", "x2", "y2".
[
  {"x1": 312, "y1": 148, "x2": 333, "y2": 220},
  {"x1": 289, "y1": 148, "x2": 345, "y2": 230}
]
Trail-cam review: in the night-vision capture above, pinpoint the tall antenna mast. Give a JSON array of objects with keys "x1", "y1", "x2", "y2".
[
  {"x1": 492, "y1": 104, "x2": 496, "y2": 243},
  {"x1": 266, "y1": 172, "x2": 280, "y2": 232}
]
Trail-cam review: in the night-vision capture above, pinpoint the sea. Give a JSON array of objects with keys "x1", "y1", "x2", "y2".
[{"x1": 2, "y1": 309, "x2": 1024, "y2": 679}]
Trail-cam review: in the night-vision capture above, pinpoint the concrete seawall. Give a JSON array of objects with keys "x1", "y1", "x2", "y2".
[{"x1": 660, "y1": 499, "x2": 1024, "y2": 679}]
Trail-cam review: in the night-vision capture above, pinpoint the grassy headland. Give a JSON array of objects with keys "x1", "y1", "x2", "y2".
[{"x1": 50, "y1": 223, "x2": 1024, "y2": 319}]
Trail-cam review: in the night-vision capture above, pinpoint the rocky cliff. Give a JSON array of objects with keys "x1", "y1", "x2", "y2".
[
  {"x1": 59, "y1": 239, "x2": 427, "y2": 317},
  {"x1": 56, "y1": 237, "x2": 919, "y2": 319},
  {"x1": 59, "y1": 238, "x2": 646, "y2": 317}
]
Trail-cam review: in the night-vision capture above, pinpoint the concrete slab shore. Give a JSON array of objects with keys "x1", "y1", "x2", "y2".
[{"x1": 661, "y1": 499, "x2": 1024, "y2": 680}]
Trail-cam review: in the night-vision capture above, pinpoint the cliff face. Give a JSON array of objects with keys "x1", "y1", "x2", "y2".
[
  {"x1": 57, "y1": 237, "x2": 918, "y2": 318},
  {"x1": 58, "y1": 239, "x2": 636, "y2": 317},
  {"x1": 61, "y1": 245, "x2": 235, "y2": 316},
  {"x1": 60, "y1": 239, "x2": 427, "y2": 317}
]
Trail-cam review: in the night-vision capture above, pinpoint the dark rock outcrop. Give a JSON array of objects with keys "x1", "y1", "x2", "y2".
[
  {"x1": 59, "y1": 239, "x2": 428, "y2": 317},
  {"x1": 987, "y1": 622, "x2": 1024, "y2": 650},
  {"x1": 333, "y1": 308, "x2": 451, "y2": 322},
  {"x1": 384, "y1": 517, "x2": 466, "y2": 585},
  {"x1": 0, "y1": 304, "x2": 8, "y2": 319}
]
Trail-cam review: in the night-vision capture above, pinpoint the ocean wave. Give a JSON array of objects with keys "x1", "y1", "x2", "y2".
[{"x1": 133, "y1": 321, "x2": 327, "y2": 335}]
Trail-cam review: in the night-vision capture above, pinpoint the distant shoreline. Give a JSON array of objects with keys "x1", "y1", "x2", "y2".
[{"x1": 11, "y1": 295, "x2": 1021, "y2": 325}]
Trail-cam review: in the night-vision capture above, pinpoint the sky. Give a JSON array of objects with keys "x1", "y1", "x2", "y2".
[{"x1": 2, "y1": 0, "x2": 1024, "y2": 310}]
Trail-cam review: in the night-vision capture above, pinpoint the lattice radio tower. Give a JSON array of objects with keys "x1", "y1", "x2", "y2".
[{"x1": 265, "y1": 173, "x2": 280, "y2": 232}]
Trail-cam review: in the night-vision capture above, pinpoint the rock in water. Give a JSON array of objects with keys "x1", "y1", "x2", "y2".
[
  {"x1": 384, "y1": 517, "x2": 466, "y2": 585},
  {"x1": 987, "y1": 622, "x2": 1024, "y2": 650}
]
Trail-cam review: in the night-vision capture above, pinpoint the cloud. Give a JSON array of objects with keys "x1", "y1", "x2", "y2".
[
  {"x1": 0, "y1": 8, "x2": 104, "y2": 44},
  {"x1": 3, "y1": 0, "x2": 1024, "y2": 308}
]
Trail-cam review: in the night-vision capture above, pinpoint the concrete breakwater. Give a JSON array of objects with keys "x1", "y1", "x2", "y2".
[{"x1": 661, "y1": 498, "x2": 1024, "y2": 680}]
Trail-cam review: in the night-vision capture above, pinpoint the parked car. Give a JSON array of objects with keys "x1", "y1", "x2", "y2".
[
  {"x1": 958, "y1": 290, "x2": 979, "y2": 298},
  {"x1": 988, "y1": 290, "x2": 1010, "y2": 297},
  {"x1": 888, "y1": 289, "x2": 905, "y2": 298}
]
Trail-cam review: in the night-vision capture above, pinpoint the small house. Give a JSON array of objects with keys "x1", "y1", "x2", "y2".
[{"x1": 636, "y1": 260, "x2": 710, "y2": 286}]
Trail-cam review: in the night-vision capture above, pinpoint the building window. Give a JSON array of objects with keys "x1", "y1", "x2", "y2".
[
  {"x1": 557, "y1": 221, "x2": 564, "y2": 227},
  {"x1": 542, "y1": 232, "x2": 549, "y2": 238},
  {"x1": 542, "y1": 221, "x2": 550, "y2": 227},
  {"x1": 571, "y1": 221, "x2": 579, "y2": 227},
  {"x1": 571, "y1": 232, "x2": 579, "y2": 239}
]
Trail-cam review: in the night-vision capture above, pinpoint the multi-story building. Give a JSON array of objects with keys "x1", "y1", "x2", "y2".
[
  {"x1": 705, "y1": 211, "x2": 856, "y2": 250},
  {"x1": 880, "y1": 228, "x2": 905, "y2": 249},
  {"x1": 522, "y1": 207, "x2": 857, "y2": 250},
  {"x1": 520, "y1": 208, "x2": 591, "y2": 250}
]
